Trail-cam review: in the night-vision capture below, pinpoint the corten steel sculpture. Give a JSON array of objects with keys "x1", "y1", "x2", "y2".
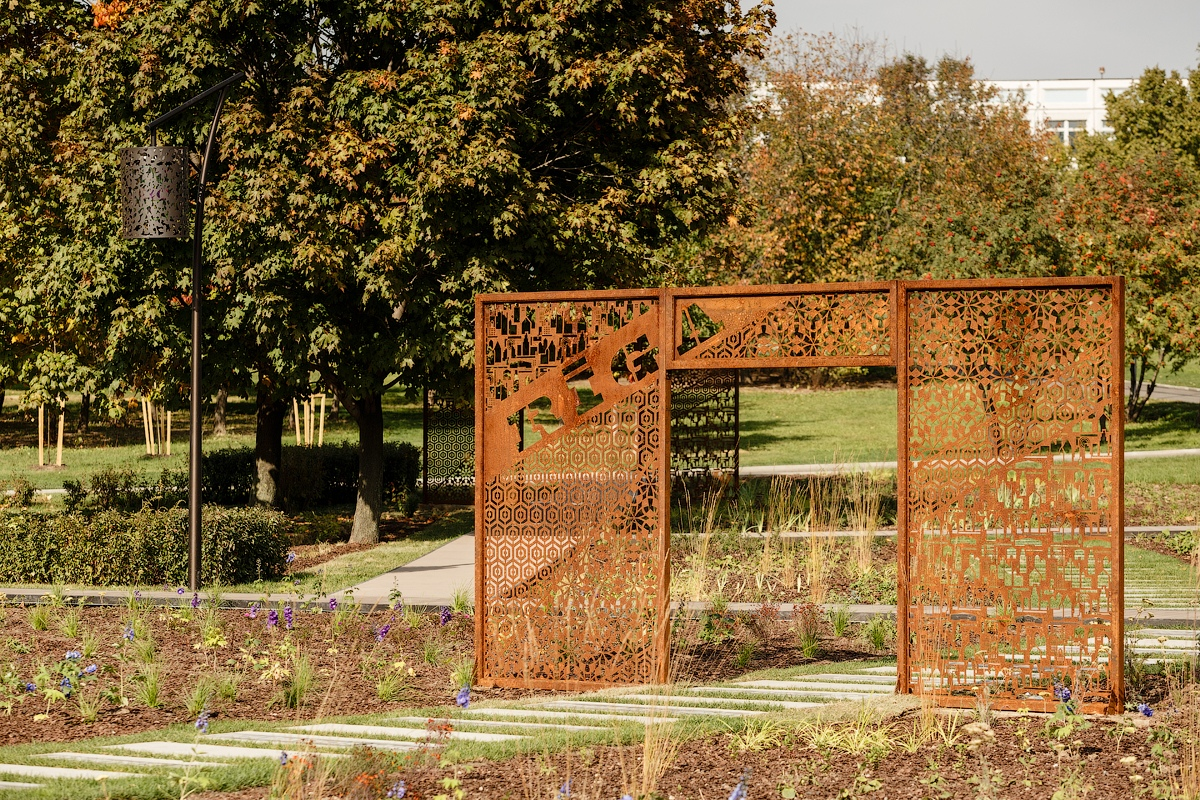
[{"x1": 475, "y1": 278, "x2": 1124, "y2": 712}]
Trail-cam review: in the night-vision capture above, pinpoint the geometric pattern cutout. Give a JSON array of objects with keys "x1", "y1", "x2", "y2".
[
  {"x1": 478, "y1": 295, "x2": 665, "y2": 688},
  {"x1": 670, "y1": 369, "x2": 739, "y2": 497},
  {"x1": 423, "y1": 391, "x2": 475, "y2": 505},
  {"x1": 119, "y1": 146, "x2": 190, "y2": 239},
  {"x1": 901, "y1": 283, "x2": 1123, "y2": 712},
  {"x1": 674, "y1": 289, "x2": 892, "y2": 365}
]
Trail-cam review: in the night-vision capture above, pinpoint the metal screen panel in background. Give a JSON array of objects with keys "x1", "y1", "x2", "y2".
[
  {"x1": 423, "y1": 391, "x2": 475, "y2": 505},
  {"x1": 670, "y1": 369, "x2": 739, "y2": 497},
  {"x1": 899, "y1": 280, "x2": 1124, "y2": 712},
  {"x1": 476, "y1": 293, "x2": 667, "y2": 689}
]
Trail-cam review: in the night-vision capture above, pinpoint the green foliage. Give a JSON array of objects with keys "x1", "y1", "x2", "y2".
[
  {"x1": 63, "y1": 442, "x2": 420, "y2": 512},
  {"x1": 862, "y1": 615, "x2": 896, "y2": 652},
  {"x1": 0, "y1": 506, "x2": 288, "y2": 586},
  {"x1": 828, "y1": 605, "x2": 852, "y2": 638}
]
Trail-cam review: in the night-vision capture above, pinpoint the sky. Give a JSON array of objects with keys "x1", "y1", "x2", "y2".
[{"x1": 768, "y1": 0, "x2": 1200, "y2": 80}]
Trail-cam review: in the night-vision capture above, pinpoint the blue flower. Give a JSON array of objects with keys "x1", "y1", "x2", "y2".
[
  {"x1": 195, "y1": 710, "x2": 211, "y2": 733},
  {"x1": 1138, "y1": 702, "x2": 1154, "y2": 717},
  {"x1": 83, "y1": 664, "x2": 97, "y2": 675},
  {"x1": 1054, "y1": 685, "x2": 1071, "y2": 702},
  {"x1": 191, "y1": 593, "x2": 201, "y2": 610},
  {"x1": 278, "y1": 751, "x2": 288, "y2": 765},
  {"x1": 439, "y1": 607, "x2": 452, "y2": 626},
  {"x1": 621, "y1": 795, "x2": 634, "y2": 800},
  {"x1": 59, "y1": 676, "x2": 72, "y2": 696},
  {"x1": 64, "y1": 651, "x2": 81, "y2": 660},
  {"x1": 123, "y1": 625, "x2": 135, "y2": 641},
  {"x1": 375, "y1": 624, "x2": 391, "y2": 642},
  {"x1": 557, "y1": 779, "x2": 571, "y2": 798},
  {"x1": 286, "y1": 551, "x2": 297, "y2": 564},
  {"x1": 728, "y1": 769, "x2": 750, "y2": 800},
  {"x1": 455, "y1": 686, "x2": 471, "y2": 709},
  {"x1": 328, "y1": 598, "x2": 338, "y2": 612},
  {"x1": 386, "y1": 780, "x2": 407, "y2": 799},
  {"x1": 24, "y1": 683, "x2": 34, "y2": 693}
]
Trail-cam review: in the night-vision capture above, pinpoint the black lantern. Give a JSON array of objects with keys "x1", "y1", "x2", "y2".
[
  {"x1": 120, "y1": 72, "x2": 245, "y2": 591},
  {"x1": 119, "y1": 147, "x2": 190, "y2": 239}
]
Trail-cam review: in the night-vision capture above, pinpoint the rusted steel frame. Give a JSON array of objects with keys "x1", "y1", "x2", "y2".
[
  {"x1": 422, "y1": 389, "x2": 430, "y2": 504},
  {"x1": 1111, "y1": 276, "x2": 1126, "y2": 712},
  {"x1": 656, "y1": 289, "x2": 674, "y2": 684},
  {"x1": 933, "y1": 695, "x2": 1109, "y2": 715},
  {"x1": 669, "y1": 280, "x2": 896, "y2": 298},
  {"x1": 898, "y1": 276, "x2": 1117, "y2": 291},
  {"x1": 668, "y1": 356, "x2": 895, "y2": 370},
  {"x1": 473, "y1": 295, "x2": 488, "y2": 687},
  {"x1": 895, "y1": 283, "x2": 911, "y2": 696},
  {"x1": 476, "y1": 288, "x2": 660, "y2": 303}
]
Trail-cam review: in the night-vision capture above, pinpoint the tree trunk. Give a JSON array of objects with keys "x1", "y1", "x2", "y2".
[
  {"x1": 77, "y1": 393, "x2": 91, "y2": 432},
  {"x1": 214, "y1": 386, "x2": 229, "y2": 436},
  {"x1": 255, "y1": 381, "x2": 287, "y2": 508},
  {"x1": 349, "y1": 392, "x2": 384, "y2": 544},
  {"x1": 0, "y1": 386, "x2": 5, "y2": 418}
]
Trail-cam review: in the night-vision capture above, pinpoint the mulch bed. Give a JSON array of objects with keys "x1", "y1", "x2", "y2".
[{"x1": 1127, "y1": 483, "x2": 1200, "y2": 528}]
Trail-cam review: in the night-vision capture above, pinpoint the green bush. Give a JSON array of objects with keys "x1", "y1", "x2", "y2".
[
  {"x1": 0, "y1": 506, "x2": 288, "y2": 586},
  {"x1": 70, "y1": 443, "x2": 421, "y2": 512}
]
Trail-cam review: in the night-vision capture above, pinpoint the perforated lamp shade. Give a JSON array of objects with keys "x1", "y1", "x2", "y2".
[{"x1": 119, "y1": 146, "x2": 190, "y2": 239}]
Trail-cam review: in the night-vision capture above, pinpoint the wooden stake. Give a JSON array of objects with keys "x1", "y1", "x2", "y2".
[
  {"x1": 37, "y1": 404, "x2": 44, "y2": 467},
  {"x1": 304, "y1": 398, "x2": 313, "y2": 446},
  {"x1": 166, "y1": 411, "x2": 172, "y2": 457},
  {"x1": 141, "y1": 399, "x2": 152, "y2": 455},
  {"x1": 292, "y1": 398, "x2": 302, "y2": 445},
  {"x1": 56, "y1": 401, "x2": 64, "y2": 467},
  {"x1": 318, "y1": 394, "x2": 326, "y2": 446}
]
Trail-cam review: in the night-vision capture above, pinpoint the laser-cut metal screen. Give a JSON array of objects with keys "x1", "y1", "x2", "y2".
[
  {"x1": 670, "y1": 370, "x2": 739, "y2": 497},
  {"x1": 476, "y1": 279, "x2": 1123, "y2": 709},
  {"x1": 423, "y1": 391, "x2": 475, "y2": 505},
  {"x1": 897, "y1": 280, "x2": 1124, "y2": 713}
]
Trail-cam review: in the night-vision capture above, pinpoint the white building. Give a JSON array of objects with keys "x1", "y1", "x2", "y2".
[{"x1": 990, "y1": 78, "x2": 1133, "y2": 145}]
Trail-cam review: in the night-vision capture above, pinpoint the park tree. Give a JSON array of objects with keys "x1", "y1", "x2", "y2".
[{"x1": 72, "y1": 0, "x2": 773, "y2": 542}]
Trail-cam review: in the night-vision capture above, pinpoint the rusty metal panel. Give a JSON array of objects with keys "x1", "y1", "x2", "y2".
[
  {"x1": 670, "y1": 369, "x2": 739, "y2": 497},
  {"x1": 423, "y1": 391, "x2": 475, "y2": 505},
  {"x1": 476, "y1": 294, "x2": 665, "y2": 689},
  {"x1": 672, "y1": 286, "x2": 894, "y2": 368},
  {"x1": 900, "y1": 280, "x2": 1123, "y2": 713}
]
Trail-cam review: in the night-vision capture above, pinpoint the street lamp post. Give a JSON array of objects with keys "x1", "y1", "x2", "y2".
[{"x1": 119, "y1": 72, "x2": 245, "y2": 591}]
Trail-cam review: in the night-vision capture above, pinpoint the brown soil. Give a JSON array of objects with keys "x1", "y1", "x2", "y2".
[{"x1": 1127, "y1": 483, "x2": 1200, "y2": 527}]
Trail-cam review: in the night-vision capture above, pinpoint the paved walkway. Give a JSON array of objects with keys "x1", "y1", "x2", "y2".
[{"x1": 339, "y1": 532, "x2": 475, "y2": 607}]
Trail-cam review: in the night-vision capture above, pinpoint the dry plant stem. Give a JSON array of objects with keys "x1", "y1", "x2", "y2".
[{"x1": 691, "y1": 484, "x2": 725, "y2": 602}]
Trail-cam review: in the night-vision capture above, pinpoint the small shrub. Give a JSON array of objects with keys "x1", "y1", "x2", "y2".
[
  {"x1": 28, "y1": 604, "x2": 52, "y2": 632},
  {"x1": 828, "y1": 605, "x2": 852, "y2": 638},
  {"x1": 863, "y1": 615, "x2": 896, "y2": 652},
  {"x1": 449, "y1": 658, "x2": 474, "y2": 689},
  {"x1": 0, "y1": 506, "x2": 288, "y2": 586},
  {"x1": 735, "y1": 642, "x2": 757, "y2": 669},
  {"x1": 0, "y1": 476, "x2": 35, "y2": 509},
  {"x1": 450, "y1": 587, "x2": 472, "y2": 615},
  {"x1": 794, "y1": 602, "x2": 822, "y2": 659},
  {"x1": 216, "y1": 672, "x2": 241, "y2": 702},
  {"x1": 280, "y1": 655, "x2": 315, "y2": 709},
  {"x1": 422, "y1": 640, "x2": 443, "y2": 667},
  {"x1": 185, "y1": 677, "x2": 215, "y2": 717},
  {"x1": 135, "y1": 664, "x2": 162, "y2": 708}
]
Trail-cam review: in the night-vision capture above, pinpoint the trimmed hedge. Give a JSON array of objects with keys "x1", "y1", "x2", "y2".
[
  {"x1": 65, "y1": 442, "x2": 421, "y2": 512},
  {"x1": 0, "y1": 506, "x2": 288, "y2": 586}
]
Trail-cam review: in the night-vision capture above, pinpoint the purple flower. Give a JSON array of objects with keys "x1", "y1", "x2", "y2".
[
  {"x1": 64, "y1": 651, "x2": 81, "y2": 660},
  {"x1": 328, "y1": 598, "x2": 338, "y2": 612},
  {"x1": 123, "y1": 625, "x2": 135, "y2": 641},
  {"x1": 245, "y1": 604, "x2": 259, "y2": 619},
  {"x1": 24, "y1": 683, "x2": 34, "y2": 693},
  {"x1": 455, "y1": 686, "x2": 470, "y2": 709},
  {"x1": 1055, "y1": 686, "x2": 1072, "y2": 702},
  {"x1": 558, "y1": 779, "x2": 571, "y2": 798},
  {"x1": 177, "y1": 587, "x2": 185, "y2": 595},
  {"x1": 386, "y1": 781, "x2": 407, "y2": 799},
  {"x1": 267, "y1": 610, "x2": 278, "y2": 629},
  {"x1": 60, "y1": 676, "x2": 72, "y2": 695},
  {"x1": 134, "y1": 590, "x2": 141, "y2": 599},
  {"x1": 283, "y1": 606, "x2": 293, "y2": 630},
  {"x1": 195, "y1": 710, "x2": 210, "y2": 733},
  {"x1": 375, "y1": 624, "x2": 391, "y2": 643},
  {"x1": 278, "y1": 751, "x2": 288, "y2": 765},
  {"x1": 285, "y1": 551, "x2": 297, "y2": 564},
  {"x1": 191, "y1": 593, "x2": 201, "y2": 610},
  {"x1": 728, "y1": 770, "x2": 750, "y2": 800},
  {"x1": 439, "y1": 607, "x2": 452, "y2": 626},
  {"x1": 1138, "y1": 702, "x2": 1154, "y2": 717},
  {"x1": 83, "y1": 664, "x2": 96, "y2": 675}
]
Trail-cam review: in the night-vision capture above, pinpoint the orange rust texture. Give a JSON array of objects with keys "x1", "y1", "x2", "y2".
[{"x1": 903, "y1": 286, "x2": 1120, "y2": 709}]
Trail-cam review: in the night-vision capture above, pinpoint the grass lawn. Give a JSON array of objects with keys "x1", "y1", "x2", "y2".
[
  {"x1": 1124, "y1": 545, "x2": 1200, "y2": 606},
  {"x1": 1164, "y1": 360, "x2": 1200, "y2": 389}
]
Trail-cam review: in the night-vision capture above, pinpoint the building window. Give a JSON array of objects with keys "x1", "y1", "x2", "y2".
[{"x1": 1046, "y1": 119, "x2": 1088, "y2": 146}]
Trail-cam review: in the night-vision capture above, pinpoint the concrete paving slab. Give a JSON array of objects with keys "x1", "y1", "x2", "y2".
[
  {"x1": 724, "y1": 680, "x2": 891, "y2": 693},
  {"x1": 609, "y1": 693, "x2": 822, "y2": 711},
  {"x1": 291, "y1": 724, "x2": 523, "y2": 743},
  {"x1": 695, "y1": 687, "x2": 876, "y2": 702},
  {"x1": 45, "y1": 752, "x2": 229, "y2": 769},
  {"x1": 109, "y1": 742, "x2": 343, "y2": 761},
  {"x1": 0, "y1": 763, "x2": 137, "y2": 781},
  {"x1": 785, "y1": 673, "x2": 898, "y2": 685},
  {"x1": 544, "y1": 700, "x2": 761, "y2": 718},
  {"x1": 208, "y1": 731, "x2": 420, "y2": 752},
  {"x1": 859, "y1": 667, "x2": 899, "y2": 674},
  {"x1": 459, "y1": 708, "x2": 678, "y2": 725},
  {"x1": 391, "y1": 716, "x2": 605, "y2": 732}
]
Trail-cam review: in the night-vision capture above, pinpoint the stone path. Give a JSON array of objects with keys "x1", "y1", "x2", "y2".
[{"x1": 3, "y1": 631, "x2": 1200, "y2": 791}]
